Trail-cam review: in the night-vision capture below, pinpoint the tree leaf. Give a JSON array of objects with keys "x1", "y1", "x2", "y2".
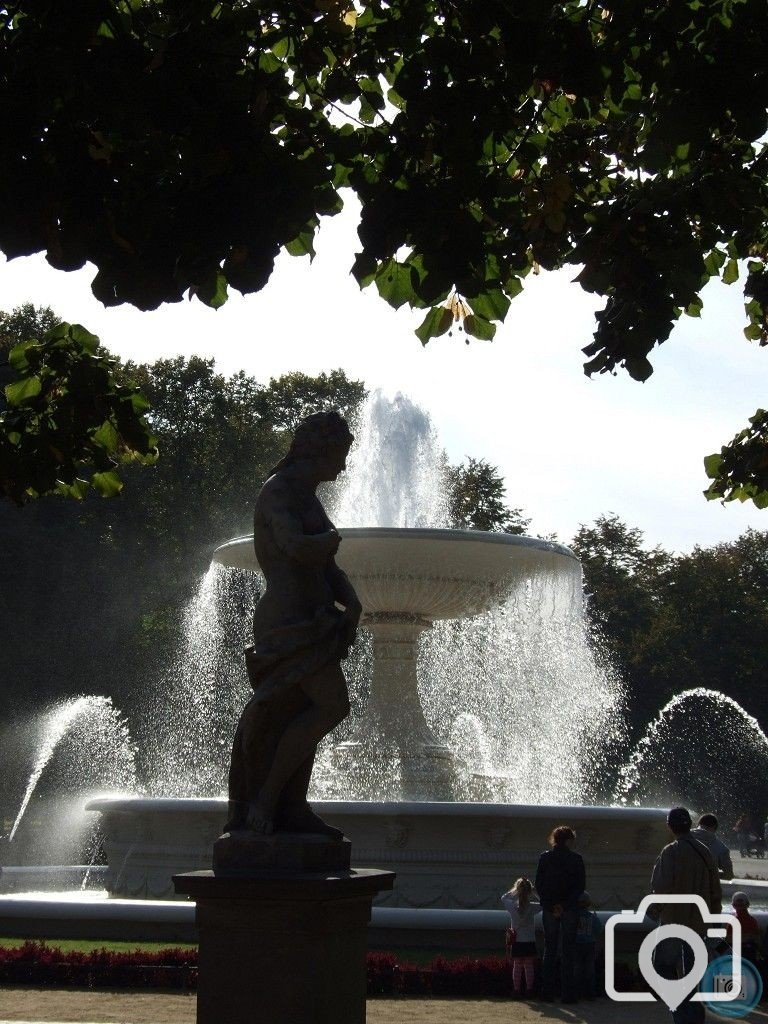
[
  {"x1": 375, "y1": 260, "x2": 416, "y2": 310},
  {"x1": 351, "y1": 251, "x2": 377, "y2": 288},
  {"x1": 68, "y1": 324, "x2": 100, "y2": 353},
  {"x1": 703, "y1": 453, "x2": 723, "y2": 479},
  {"x1": 130, "y1": 393, "x2": 152, "y2": 414},
  {"x1": 197, "y1": 271, "x2": 229, "y2": 309},
  {"x1": 92, "y1": 420, "x2": 120, "y2": 452},
  {"x1": 284, "y1": 229, "x2": 316, "y2": 259},
  {"x1": 8, "y1": 341, "x2": 37, "y2": 372},
  {"x1": 463, "y1": 314, "x2": 496, "y2": 341},
  {"x1": 470, "y1": 288, "x2": 511, "y2": 322},
  {"x1": 722, "y1": 259, "x2": 739, "y2": 285},
  {"x1": 415, "y1": 306, "x2": 452, "y2": 345},
  {"x1": 5, "y1": 375, "x2": 42, "y2": 405},
  {"x1": 92, "y1": 470, "x2": 124, "y2": 497}
]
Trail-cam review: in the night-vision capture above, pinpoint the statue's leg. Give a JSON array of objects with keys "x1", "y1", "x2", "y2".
[
  {"x1": 225, "y1": 702, "x2": 251, "y2": 831},
  {"x1": 274, "y1": 749, "x2": 342, "y2": 839},
  {"x1": 226, "y1": 694, "x2": 289, "y2": 833},
  {"x1": 249, "y1": 662, "x2": 349, "y2": 831},
  {"x1": 279, "y1": 750, "x2": 315, "y2": 808}
]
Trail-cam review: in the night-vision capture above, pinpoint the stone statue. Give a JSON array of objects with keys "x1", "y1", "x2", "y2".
[{"x1": 225, "y1": 410, "x2": 361, "y2": 838}]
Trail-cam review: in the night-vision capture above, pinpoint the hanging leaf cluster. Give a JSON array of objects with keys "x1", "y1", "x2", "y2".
[
  {"x1": 1, "y1": 1, "x2": 765, "y2": 364},
  {"x1": 0, "y1": 323, "x2": 157, "y2": 503},
  {"x1": 704, "y1": 410, "x2": 768, "y2": 509},
  {"x1": 1, "y1": 1, "x2": 768, "y2": 502}
]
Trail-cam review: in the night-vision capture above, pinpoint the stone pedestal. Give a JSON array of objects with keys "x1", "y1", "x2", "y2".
[{"x1": 174, "y1": 834, "x2": 394, "y2": 1024}]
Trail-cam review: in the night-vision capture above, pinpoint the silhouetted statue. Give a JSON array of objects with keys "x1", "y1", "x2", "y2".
[{"x1": 226, "y1": 411, "x2": 361, "y2": 838}]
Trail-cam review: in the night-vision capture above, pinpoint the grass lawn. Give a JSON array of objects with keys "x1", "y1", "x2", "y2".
[
  {"x1": 0, "y1": 939, "x2": 494, "y2": 961},
  {"x1": 0, "y1": 937, "x2": 197, "y2": 953}
]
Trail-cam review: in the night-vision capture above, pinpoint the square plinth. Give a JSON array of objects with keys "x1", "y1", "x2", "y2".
[{"x1": 175, "y1": 867, "x2": 394, "y2": 1024}]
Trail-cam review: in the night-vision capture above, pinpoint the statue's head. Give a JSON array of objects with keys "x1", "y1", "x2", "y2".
[{"x1": 271, "y1": 410, "x2": 354, "y2": 481}]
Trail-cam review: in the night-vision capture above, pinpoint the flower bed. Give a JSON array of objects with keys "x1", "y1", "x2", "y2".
[
  {"x1": 3, "y1": 944, "x2": 522, "y2": 995},
  {"x1": 0, "y1": 942, "x2": 636, "y2": 998},
  {"x1": 0, "y1": 942, "x2": 198, "y2": 990}
]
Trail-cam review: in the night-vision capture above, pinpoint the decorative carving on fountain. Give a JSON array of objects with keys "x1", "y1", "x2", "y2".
[
  {"x1": 384, "y1": 820, "x2": 411, "y2": 848},
  {"x1": 484, "y1": 825, "x2": 516, "y2": 849}
]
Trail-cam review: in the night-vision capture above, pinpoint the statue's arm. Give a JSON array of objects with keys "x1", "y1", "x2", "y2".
[
  {"x1": 326, "y1": 560, "x2": 362, "y2": 614},
  {"x1": 327, "y1": 560, "x2": 362, "y2": 656},
  {"x1": 263, "y1": 489, "x2": 340, "y2": 567}
]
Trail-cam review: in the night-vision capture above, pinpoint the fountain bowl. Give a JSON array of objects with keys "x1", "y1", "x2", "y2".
[{"x1": 213, "y1": 528, "x2": 581, "y2": 621}]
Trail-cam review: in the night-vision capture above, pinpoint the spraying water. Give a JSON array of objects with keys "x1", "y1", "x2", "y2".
[
  {"x1": 324, "y1": 390, "x2": 626, "y2": 801},
  {"x1": 141, "y1": 563, "x2": 257, "y2": 797},
  {"x1": 333, "y1": 390, "x2": 451, "y2": 529},
  {"x1": 9, "y1": 696, "x2": 137, "y2": 852},
  {"x1": 616, "y1": 688, "x2": 768, "y2": 814}
]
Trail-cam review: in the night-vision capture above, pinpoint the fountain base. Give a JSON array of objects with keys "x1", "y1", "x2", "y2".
[{"x1": 88, "y1": 797, "x2": 669, "y2": 910}]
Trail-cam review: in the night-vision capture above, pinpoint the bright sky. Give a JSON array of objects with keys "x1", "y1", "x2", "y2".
[{"x1": 1, "y1": 197, "x2": 766, "y2": 553}]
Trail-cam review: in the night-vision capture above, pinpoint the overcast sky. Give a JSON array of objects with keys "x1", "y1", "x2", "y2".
[{"x1": 1, "y1": 197, "x2": 766, "y2": 553}]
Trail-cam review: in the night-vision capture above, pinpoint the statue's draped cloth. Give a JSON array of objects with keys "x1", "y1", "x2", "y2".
[
  {"x1": 244, "y1": 606, "x2": 344, "y2": 703},
  {"x1": 227, "y1": 606, "x2": 345, "y2": 823}
]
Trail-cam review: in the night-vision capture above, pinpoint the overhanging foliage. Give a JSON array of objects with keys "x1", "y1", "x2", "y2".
[{"x1": 1, "y1": 1, "x2": 768, "y2": 502}]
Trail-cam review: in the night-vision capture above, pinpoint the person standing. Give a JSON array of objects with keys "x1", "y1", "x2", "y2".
[
  {"x1": 734, "y1": 813, "x2": 750, "y2": 855},
  {"x1": 690, "y1": 813, "x2": 734, "y2": 880},
  {"x1": 574, "y1": 891, "x2": 603, "y2": 999},
  {"x1": 535, "y1": 825, "x2": 586, "y2": 1003},
  {"x1": 650, "y1": 806, "x2": 721, "y2": 1024},
  {"x1": 728, "y1": 892, "x2": 761, "y2": 963},
  {"x1": 501, "y1": 876, "x2": 540, "y2": 997}
]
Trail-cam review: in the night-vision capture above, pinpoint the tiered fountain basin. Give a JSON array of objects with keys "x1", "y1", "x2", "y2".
[
  {"x1": 87, "y1": 797, "x2": 669, "y2": 910},
  {"x1": 215, "y1": 528, "x2": 581, "y2": 799},
  {"x1": 214, "y1": 527, "x2": 582, "y2": 619}
]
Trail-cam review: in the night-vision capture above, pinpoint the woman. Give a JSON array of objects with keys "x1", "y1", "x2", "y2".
[
  {"x1": 534, "y1": 825, "x2": 586, "y2": 1002},
  {"x1": 226, "y1": 410, "x2": 362, "y2": 837}
]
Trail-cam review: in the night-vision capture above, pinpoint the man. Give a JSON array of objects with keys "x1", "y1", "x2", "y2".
[
  {"x1": 690, "y1": 813, "x2": 734, "y2": 880},
  {"x1": 535, "y1": 825, "x2": 586, "y2": 1003},
  {"x1": 650, "y1": 806, "x2": 722, "y2": 1024}
]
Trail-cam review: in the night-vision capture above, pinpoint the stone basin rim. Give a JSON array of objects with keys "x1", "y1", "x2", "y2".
[
  {"x1": 213, "y1": 528, "x2": 579, "y2": 567},
  {"x1": 86, "y1": 796, "x2": 665, "y2": 820}
]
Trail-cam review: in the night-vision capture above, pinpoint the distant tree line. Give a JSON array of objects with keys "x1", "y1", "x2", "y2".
[{"x1": 572, "y1": 514, "x2": 768, "y2": 743}]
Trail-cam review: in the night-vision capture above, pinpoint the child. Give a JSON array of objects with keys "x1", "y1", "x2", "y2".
[
  {"x1": 574, "y1": 891, "x2": 603, "y2": 998},
  {"x1": 730, "y1": 891, "x2": 761, "y2": 963},
  {"x1": 501, "y1": 876, "x2": 540, "y2": 997}
]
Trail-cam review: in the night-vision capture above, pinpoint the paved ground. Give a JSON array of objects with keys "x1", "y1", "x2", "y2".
[{"x1": 2, "y1": 990, "x2": 767, "y2": 1023}]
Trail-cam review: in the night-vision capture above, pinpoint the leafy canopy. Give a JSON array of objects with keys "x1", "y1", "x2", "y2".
[
  {"x1": 1, "y1": 1, "x2": 768, "y2": 501},
  {"x1": 0, "y1": 315, "x2": 157, "y2": 503},
  {"x1": 2, "y1": 1, "x2": 766, "y2": 356}
]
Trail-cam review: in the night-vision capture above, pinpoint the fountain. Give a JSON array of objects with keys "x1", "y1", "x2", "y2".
[
  {"x1": 84, "y1": 393, "x2": 669, "y2": 910},
  {"x1": 214, "y1": 527, "x2": 580, "y2": 800}
]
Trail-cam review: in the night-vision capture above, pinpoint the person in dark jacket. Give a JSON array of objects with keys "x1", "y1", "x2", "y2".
[{"x1": 535, "y1": 824, "x2": 586, "y2": 1002}]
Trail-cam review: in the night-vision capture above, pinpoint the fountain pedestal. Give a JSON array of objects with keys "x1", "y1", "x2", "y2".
[
  {"x1": 174, "y1": 844, "x2": 394, "y2": 1024},
  {"x1": 333, "y1": 615, "x2": 458, "y2": 800}
]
